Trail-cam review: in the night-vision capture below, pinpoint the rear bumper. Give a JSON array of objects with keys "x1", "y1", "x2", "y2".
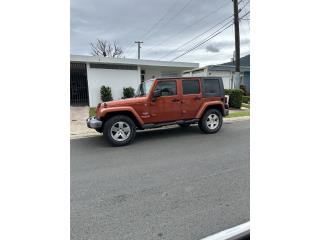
[{"x1": 86, "y1": 116, "x2": 103, "y2": 129}]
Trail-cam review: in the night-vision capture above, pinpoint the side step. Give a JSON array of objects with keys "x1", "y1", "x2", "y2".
[{"x1": 142, "y1": 119, "x2": 198, "y2": 129}]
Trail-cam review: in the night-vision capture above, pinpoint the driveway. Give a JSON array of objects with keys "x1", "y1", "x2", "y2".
[
  {"x1": 70, "y1": 106, "x2": 98, "y2": 138},
  {"x1": 71, "y1": 120, "x2": 250, "y2": 240}
]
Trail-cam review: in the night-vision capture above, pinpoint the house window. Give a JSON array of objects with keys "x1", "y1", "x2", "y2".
[
  {"x1": 160, "y1": 72, "x2": 178, "y2": 77},
  {"x1": 90, "y1": 63, "x2": 137, "y2": 70}
]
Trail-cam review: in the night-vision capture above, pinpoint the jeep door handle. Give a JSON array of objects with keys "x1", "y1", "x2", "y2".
[
  {"x1": 171, "y1": 98, "x2": 180, "y2": 102},
  {"x1": 194, "y1": 96, "x2": 201, "y2": 100}
]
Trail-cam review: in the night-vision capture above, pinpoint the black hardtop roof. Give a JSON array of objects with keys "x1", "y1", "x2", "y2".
[{"x1": 155, "y1": 76, "x2": 223, "y2": 81}]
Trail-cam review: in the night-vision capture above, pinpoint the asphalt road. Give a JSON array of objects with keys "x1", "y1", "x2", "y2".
[{"x1": 71, "y1": 120, "x2": 250, "y2": 240}]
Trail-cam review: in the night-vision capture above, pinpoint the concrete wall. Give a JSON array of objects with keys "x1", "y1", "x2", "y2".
[{"x1": 86, "y1": 64, "x2": 140, "y2": 107}]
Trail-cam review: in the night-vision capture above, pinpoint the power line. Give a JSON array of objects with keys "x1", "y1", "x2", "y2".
[
  {"x1": 143, "y1": 0, "x2": 232, "y2": 56},
  {"x1": 124, "y1": 0, "x2": 179, "y2": 57},
  {"x1": 157, "y1": 14, "x2": 234, "y2": 60},
  {"x1": 137, "y1": 0, "x2": 180, "y2": 42},
  {"x1": 240, "y1": 0, "x2": 250, "y2": 29},
  {"x1": 171, "y1": 11, "x2": 250, "y2": 61},
  {"x1": 141, "y1": 0, "x2": 195, "y2": 43},
  {"x1": 127, "y1": 0, "x2": 195, "y2": 58},
  {"x1": 171, "y1": 21, "x2": 234, "y2": 61}
]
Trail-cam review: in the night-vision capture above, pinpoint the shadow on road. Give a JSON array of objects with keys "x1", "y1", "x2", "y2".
[
  {"x1": 135, "y1": 125, "x2": 202, "y2": 141},
  {"x1": 70, "y1": 124, "x2": 218, "y2": 148}
]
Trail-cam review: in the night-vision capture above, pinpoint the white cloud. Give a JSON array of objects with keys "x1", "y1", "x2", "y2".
[{"x1": 71, "y1": 0, "x2": 250, "y2": 65}]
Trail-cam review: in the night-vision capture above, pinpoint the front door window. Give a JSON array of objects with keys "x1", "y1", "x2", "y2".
[{"x1": 155, "y1": 81, "x2": 177, "y2": 96}]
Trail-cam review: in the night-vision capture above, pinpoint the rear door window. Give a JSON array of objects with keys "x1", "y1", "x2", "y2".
[{"x1": 182, "y1": 80, "x2": 200, "y2": 95}]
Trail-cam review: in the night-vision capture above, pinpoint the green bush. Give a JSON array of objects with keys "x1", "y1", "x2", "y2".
[
  {"x1": 242, "y1": 96, "x2": 250, "y2": 104},
  {"x1": 240, "y1": 84, "x2": 249, "y2": 96},
  {"x1": 100, "y1": 85, "x2": 113, "y2": 102},
  {"x1": 224, "y1": 89, "x2": 244, "y2": 108},
  {"x1": 123, "y1": 87, "x2": 135, "y2": 99}
]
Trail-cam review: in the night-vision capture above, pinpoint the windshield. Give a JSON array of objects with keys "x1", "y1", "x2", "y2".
[{"x1": 136, "y1": 79, "x2": 154, "y2": 97}]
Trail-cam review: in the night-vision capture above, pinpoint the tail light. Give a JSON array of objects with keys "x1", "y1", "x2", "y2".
[{"x1": 224, "y1": 95, "x2": 229, "y2": 104}]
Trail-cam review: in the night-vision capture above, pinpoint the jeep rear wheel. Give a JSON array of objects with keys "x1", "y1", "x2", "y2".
[
  {"x1": 198, "y1": 109, "x2": 223, "y2": 134},
  {"x1": 103, "y1": 115, "x2": 136, "y2": 146}
]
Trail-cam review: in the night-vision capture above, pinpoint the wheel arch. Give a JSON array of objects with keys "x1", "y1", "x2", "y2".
[
  {"x1": 100, "y1": 109, "x2": 143, "y2": 129},
  {"x1": 196, "y1": 102, "x2": 224, "y2": 119}
]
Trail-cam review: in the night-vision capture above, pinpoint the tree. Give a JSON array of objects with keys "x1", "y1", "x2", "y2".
[{"x1": 90, "y1": 39, "x2": 124, "y2": 58}]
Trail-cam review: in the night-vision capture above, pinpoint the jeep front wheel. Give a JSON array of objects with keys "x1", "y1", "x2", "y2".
[
  {"x1": 198, "y1": 109, "x2": 223, "y2": 134},
  {"x1": 103, "y1": 115, "x2": 136, "y2": 146}
]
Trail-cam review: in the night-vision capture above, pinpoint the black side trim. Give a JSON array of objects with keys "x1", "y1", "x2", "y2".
[{"x1": 142, "y1": 119, "x2": 198, "y2": 129}]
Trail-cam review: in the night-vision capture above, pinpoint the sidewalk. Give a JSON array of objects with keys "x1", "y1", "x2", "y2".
[{"x1": 70, "y1": 107, "x2": 100, "y2": 139}]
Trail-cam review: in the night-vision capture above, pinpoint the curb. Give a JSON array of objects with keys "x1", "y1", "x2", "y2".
[
  {"x1": 70, "y1": 133, "x2": 100, "y2": 140},
  {"x1": 224, "y1": 116, "x2": 250, "y2": 122}
]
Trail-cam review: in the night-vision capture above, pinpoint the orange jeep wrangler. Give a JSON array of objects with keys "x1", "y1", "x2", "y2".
[{"x1": 87, "y1": 77, "x2": 229, "y2": 146}]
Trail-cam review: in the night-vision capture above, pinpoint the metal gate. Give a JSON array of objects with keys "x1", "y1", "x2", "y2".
[{"x1": 70, "y1": 62, "x2": 89, "y2": 106}]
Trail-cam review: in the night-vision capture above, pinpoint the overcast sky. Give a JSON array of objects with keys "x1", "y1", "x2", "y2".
[{"x1": 71, "y1": 0, "x2": 250, "y2": 67}]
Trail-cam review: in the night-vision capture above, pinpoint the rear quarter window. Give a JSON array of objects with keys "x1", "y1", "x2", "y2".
[{"x1": 203, "y1": 79, "x2": 221, "y2": 94}]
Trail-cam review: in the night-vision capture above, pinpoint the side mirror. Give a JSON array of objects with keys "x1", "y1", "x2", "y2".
[{"x1": 152, "y1": 89, "x2": 161, "y2": 101}]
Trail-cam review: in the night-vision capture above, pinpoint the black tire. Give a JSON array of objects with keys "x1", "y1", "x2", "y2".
[
  {"x1": 178, "y1": 123, "x2": 191, "y2": 128},
  {"x1": 103, "y1": 115, "x2": 136, "y2": 146},
  {"x1": 198, "y1": 109, "x2": 223, "y2": 134}
]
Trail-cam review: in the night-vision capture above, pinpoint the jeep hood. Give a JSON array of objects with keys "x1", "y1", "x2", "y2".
[{"x1": 104, "y1": 97, "x2": 147, "y2": 107}]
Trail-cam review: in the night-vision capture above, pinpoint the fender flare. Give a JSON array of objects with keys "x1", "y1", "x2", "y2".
[
  {"x1": 195, "y1": 101, "x2": 225, "y2": 119},
  {"x1": 100, "y1": 106, "x2": 144, "y2": 125}
]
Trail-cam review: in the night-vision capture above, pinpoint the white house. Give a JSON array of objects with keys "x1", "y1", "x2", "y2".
[
  {"x1": 70, "y1": 55, "x2": 199, "y2": 107},
  {"x1": 182, "y1": 55, "x2": 250, "y2": 92}
]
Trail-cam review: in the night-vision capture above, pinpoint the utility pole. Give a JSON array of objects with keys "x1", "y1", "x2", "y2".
[
  {"x1": 134, "y1": 41, "x2": 143, "y2": 59},
  {"x1": 232, "y1": 0, "x2": 241, "y2": 89}
]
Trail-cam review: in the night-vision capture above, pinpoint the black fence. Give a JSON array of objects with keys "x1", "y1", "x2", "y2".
[{"x1": 70, "y1": 63, "x2": 89, "y2": 106}]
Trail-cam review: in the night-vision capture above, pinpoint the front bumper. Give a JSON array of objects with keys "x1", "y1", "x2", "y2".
[{"x1": 86, "y1": 116, "x2": 103, "y2": 129}]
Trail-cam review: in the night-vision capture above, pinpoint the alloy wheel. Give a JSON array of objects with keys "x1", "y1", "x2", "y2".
[
  {"x1": 110, "y1": 121, "x2": 131, "y2": 141},
  {"x1": 206, "y1": 113, "x2": 219, "y2": 130}
]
